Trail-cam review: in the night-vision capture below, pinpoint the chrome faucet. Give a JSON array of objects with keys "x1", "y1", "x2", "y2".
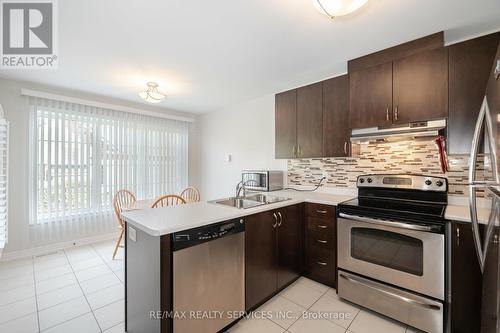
[{"x1": 235, "y1": 179, "x2": 257, "y2": 198}]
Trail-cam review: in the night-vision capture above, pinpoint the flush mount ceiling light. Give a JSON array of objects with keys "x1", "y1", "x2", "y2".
[
  {"x1": 138, "y1": 82, "x2": 166, "y2": 104},
  {"x1": 313, "y1": 0, "x2": 369, "y2": 19}
]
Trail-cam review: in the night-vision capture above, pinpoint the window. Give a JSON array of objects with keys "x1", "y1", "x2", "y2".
[
  {"x1": 0, "y1": 110, "x2": 8, "y2": 248},
  {"x1": 29, "y1": 97, "x2": 188, "y2": 225}
]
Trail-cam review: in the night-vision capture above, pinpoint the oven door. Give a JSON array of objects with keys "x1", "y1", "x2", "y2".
[{"x1": 338, "y1": 215, "x2": 445, "y2": 300}]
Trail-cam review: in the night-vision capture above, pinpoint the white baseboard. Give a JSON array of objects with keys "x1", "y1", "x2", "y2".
[{"x1": 0, "y1": 232, "x2": 118, "y2": 262}]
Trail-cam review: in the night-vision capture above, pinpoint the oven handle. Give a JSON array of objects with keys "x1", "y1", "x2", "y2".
[
  {"x1": 339, "y1": 273, "x2": 441, "y2": 310},
  {"x1": 338, "y1": 213, "x2": 441, "y2": 232}
]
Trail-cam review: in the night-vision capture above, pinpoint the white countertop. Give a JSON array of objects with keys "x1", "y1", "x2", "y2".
[
  {"x1": 122, "y1": 189, "x2": 494, "y2": 236},
  {"x1": 444, "y1": 195, "x2": 492, "y2": 224},
  {"x1": 121, "y1": 190, "x2": 355, "y2": 236},
  {"x1": 445, "y1": 204, "x2": 491, "y2": 224}
]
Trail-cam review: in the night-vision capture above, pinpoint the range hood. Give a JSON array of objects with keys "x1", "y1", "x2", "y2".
[{"x1": 350, "y1": 119, "x2": 446, "y2": 143}]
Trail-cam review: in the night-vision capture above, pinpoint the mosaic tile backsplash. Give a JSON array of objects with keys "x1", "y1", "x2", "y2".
[{"x1": 287, "y1": 139, "x2": 489, "y2": 197}]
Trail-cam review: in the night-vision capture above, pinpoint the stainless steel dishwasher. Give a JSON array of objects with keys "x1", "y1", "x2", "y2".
[{"x1": 172, "y1": 218, "x2": 245, "y2": 333}]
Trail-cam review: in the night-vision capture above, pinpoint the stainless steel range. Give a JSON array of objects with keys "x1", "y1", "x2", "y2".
[{"x1": 337, "y1": 174, "x2": 447, "y2": 333}]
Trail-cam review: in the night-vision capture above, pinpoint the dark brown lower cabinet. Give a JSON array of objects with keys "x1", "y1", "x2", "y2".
[
  {"x1": 304, "y1": 203, "x2": 337, "y2": 287},
  {"x1": 245, "y1": 204, "x2": 302, "y2": 310},
  {"x1": 277, "y1": 204, "x2": 302, "y2": 289},
  {"x1": 450, "y1": 222, "x2": 483, "y2": 333},
  {"x1": 480, "y1": 225, "x2": 499, "y2": 333}
]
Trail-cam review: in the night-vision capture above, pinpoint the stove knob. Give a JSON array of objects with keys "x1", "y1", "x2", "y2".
[
  {"x1": 425, "y1": 179, "x2": 432, "y2": 186},
  {"x1": 436, "y1": 180, "x2": 444, "y2": 187},
  {"x1": 359, "y1": 178, "x2": 365, "y2": 184},
  {"x1": 367, "y1": 178, "x2": 373, "y2": 183}
]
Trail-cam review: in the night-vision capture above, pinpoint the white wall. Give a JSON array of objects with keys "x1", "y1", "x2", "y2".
[
  {"x1": 200, "y1": 94, "x2": 287, "y2": 200},
  {"x1": 0, "y1": 78, "x2": 200, "y2": 256}
]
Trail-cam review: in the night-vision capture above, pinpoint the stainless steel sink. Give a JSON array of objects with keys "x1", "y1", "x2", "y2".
[
  {"x1": 210, "y1": 197, "x2": 265, "y2": 209},
  {"x1": 210, "y1": 194, "x2": 291, "y2": 209},
  {"x1": 245, "y1": 194, "x2": 291, "y2": 204}
]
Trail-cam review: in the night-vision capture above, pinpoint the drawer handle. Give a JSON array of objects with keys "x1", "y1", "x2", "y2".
[
  {"x1": 317, "y1": 239, "x2": 328, "y2": 244},
  {"x1": 316, "y1": 261, "x2": 327, "y2": 266},
  {"x1": 317, "y1": 225, "x2": 328, "y2": 229},
  {"x1": 316, "y1": 209, "x2": 328, "y2": 214}
]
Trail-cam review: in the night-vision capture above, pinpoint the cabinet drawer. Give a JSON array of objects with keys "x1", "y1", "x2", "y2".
[
  {"x1": 307, "y1": 203, "x2": 335, "y2": 219},
  {"x1": 308, "y1": 217, "x2": 333, "y2": 233},
  {"x1": 307, "y1": 230, "x2": 333, "y2": 250},
  {"x1": 306, "y1": 245, "x2": 335, "y2": 286}
]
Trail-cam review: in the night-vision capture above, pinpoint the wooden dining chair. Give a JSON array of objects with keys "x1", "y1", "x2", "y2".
[
  {"x1": 112, "y1": 189, "x2": 136, "y2": 260},
  {"x1": 180, "y1": 186, "x2": 201, "y2": 203},
  {"x1": 151, "y1": 194, "x2": 186, "y2": 208}
]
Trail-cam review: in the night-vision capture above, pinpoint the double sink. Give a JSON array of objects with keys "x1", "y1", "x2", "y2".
[{"x1": 211, "y1": 194, "x2": 291, "y2": 209}]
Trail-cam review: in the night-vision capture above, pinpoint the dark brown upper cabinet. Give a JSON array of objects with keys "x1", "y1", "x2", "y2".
[
  {"x1": 349, "y1": 62, "x2": 393, "y2": 129},
  {"x1": 393, "y1": 47, "x2": 448, "y2": 124},
  {"x1": 447, "y1": 32, "x2": 500, "y2": 154},
  {"x1": 297, "y1": 82, "x2": 323, "y2": 158},
  {"x1": 323, "y1": 75, "x2": 350, "y2": 156},
  {"x1": 350, "y1": 48, "x2": 448, "y2": 128},
  {"x1": 275, "y1": 89, "x2": 297, "y2": 159},
  {"x1": 275, "y1": 75, "x2": 349, "y2": 159}
]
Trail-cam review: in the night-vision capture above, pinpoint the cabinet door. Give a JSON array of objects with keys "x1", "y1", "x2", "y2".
[
  {"x1": 451, "y1": 222, "x2": 483, "y2": 333},
  {"x1": 275, "y1": 89, "x2": 297, "y2": 159},
  {"x1": 245, "y1": 210, "x2": 277, "y2": 310},
  {"x1": 296, "y1": 82, "x2": 323, "y2": 158},
  {"x1": 481, "y1": 226, "x2": 499, "y2": 333},
  {"x1": 276, "y1": 205, "x2": 301, "y2": 289},
  {"x1": 448, "y1": 33, "x2": 500, "y2": 154},
  {"x1": 349, "y1": 62, "x2": 393, "y2": 129},
  {"x1": 323, "y1": 75, "x2": 350, "y2": 157},
  {"x1": 393, "y1": 48, "x2": 448, "y2": 124}
]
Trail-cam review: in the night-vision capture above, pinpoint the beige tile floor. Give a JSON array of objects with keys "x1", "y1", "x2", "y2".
[{"x1": 0, "y1": 241, "x2": 423, "y2": 333}]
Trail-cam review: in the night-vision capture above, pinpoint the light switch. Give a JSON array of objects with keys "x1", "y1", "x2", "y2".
[
  {"x1": 128, "y1": 226, "x2": 137, "y2": 242},
  {"x1": 225, "y1": 154, "x2": 231, "y2": 162}
]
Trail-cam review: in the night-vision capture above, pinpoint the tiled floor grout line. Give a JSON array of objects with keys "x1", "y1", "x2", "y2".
[
  {"x1": 91, "y1": 243, "x2": 124, "y2": 282},
  {"x1": 104, "y1": 321, "x2": 124, "y2": 333},
  {"x1": 31, "y1": 255, "x2": 42, "y2": 333},
  {"x1": 62, "y1": 249, "x2": 104, "y2": 333}
]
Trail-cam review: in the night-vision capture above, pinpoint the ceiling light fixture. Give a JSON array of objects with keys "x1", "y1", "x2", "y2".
[
  {"x1": 138, "y1": 82, "x2": 166, "y2": 104},
  {"x1": 313, "y1": 0, "x2": 369, "y2": 19}
]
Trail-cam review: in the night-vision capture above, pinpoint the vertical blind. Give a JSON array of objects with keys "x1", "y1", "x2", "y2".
[
  {"x1": 0, "y1": 110, "x2": 8, "y2": 249},
  {"x1": 29, "y1": 97, "x2": 189, "y2": 225}
]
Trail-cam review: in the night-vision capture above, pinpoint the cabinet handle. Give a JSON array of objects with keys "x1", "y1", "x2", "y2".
[
  {"x1": 292, "y1": 145, "x2": 296, "y2": 158},
  {"x1": 394, "y1": 106, "x2": 399, "y2": 121},
  {"x1": 386, "y1": 108, "x2": 390, "y2": 121},
  {"x1": 494, "y1": 234, "x2": 499, "y2": 244},
  {"x1": 316, "y1": 209, "x2": 328, "y2": 214},
  {"x1": 344, "y1": 142, "x2": 348, "y2": 155},
  {"x1": 298, "y1": 146, "x2": 302, "y2": 157},
  {"x1": 456, "y1": 227, "x2": 460, "y2": 246},
  {"x1": 317, "y1": 239, "x2": 328, "y2": 244},
  {"x1": 495, "y1": 59, "x2": 499, "y2": 80},
  {"x1": 317, "y1": 225, "x2": 328, "y2": 229},
  {"x1": 316, "y1": 261, "x2": 327, "y2": 266},
  {"x1": 277, "y1": 211, "x2": 282, "y2": 227},
  {"x1": 272, "y1": 213, "x2": 278, "y2": 228}
]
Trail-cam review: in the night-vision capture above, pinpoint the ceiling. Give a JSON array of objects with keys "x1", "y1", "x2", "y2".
[{"x1": 1, "y1": 0, "x2": 500, "y2": 114}]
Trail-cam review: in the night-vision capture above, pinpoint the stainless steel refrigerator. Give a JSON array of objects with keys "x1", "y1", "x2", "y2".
[{"x1": 468, "y1": 42, "x2": 500, "y2": 333}]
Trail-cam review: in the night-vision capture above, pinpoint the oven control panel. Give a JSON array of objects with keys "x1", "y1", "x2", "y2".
[{"x1": 357, "y1": 174, "x2": 447, "y2": 192}]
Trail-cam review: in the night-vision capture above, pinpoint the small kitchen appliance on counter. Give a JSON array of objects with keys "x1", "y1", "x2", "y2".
[
  {"x1": 241, "y1": 170, "x2": 284, "y2": 192},
  {"x1": 337, "y1": 174, "x2": 448, "y2": 333}
]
